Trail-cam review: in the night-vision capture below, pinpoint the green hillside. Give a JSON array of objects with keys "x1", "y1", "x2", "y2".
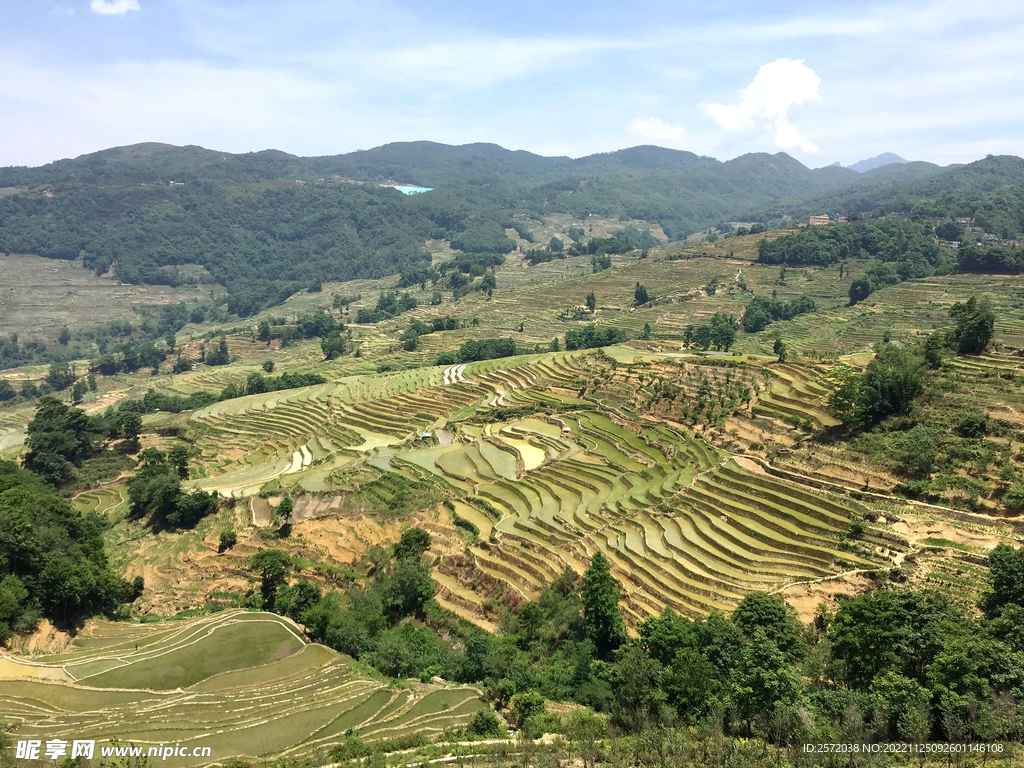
[{"x1": 0, "y1": 142, "x2": 884, "y2": 317}]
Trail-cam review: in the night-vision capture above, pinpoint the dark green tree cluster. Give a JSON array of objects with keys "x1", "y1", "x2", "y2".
[
  {"x1": 126, "y1": 448, "x2": 218, "y2": 530},
  {"x1": 256, "y1": 528, "x2": 439, "y2": 677},
  {"x1": 758, "y1": 218, "x2": 947, "y2": 276},
  {"x1": 828, "y1": 344, "x2": 925, "y2": 428},
  {"x1": 741, "y1": 294, "x2": 816, "y2": 333},
  {"x1": 0, "y1": 460, "x2": 136, "y2": 637},
  {"x1": 355, "y1": 291, "x2": 418, "y2": 323},
  {"x1": 241, "y1": 370, "x2": 329, "y2": 396},
  {"x1": 683, "y1": 314, "x2": 738, "y2": 351},
  {"x1": 957, "y1": 244, "x2": 1024, "y2": 274},
  {"x1": 830, "y1": 297, "x2": 995, "y2": 431},
  {"x1": 203, "y1": 337, "x2": 230, "y2": 366},
  {"x1": 24, "y1": 397, "x2": 104, "y2": 486},
  {"x1": 0, "y1": 181, "x2": 435, "y2": 316},
  {"x1": 847, "y1": 260, "x2": 906, "y2": 305},
  {"x1": 948, "y1": 296, "x2": 997, "y2": 355},
  {"x1": 564, "y1": 324, "x2": 628, "y2": 351},
  {"x1": 524, "y1": 247, "x2": 566, "y2": 265},
  {"x1": 571, "y1": 227, "x2": 660, "y2": 256},
  {"x1": 634, "y1": 282, "x2": 650, "y2": 306},
  {"x1": 400, "y1": 316, "x2": 461, "y2": 352},
  {"x1": 436, "y1": 337, "x2": 517, "y2": 365},
  {"x1": 448, "y1": 221, "x2": 517, "y2": 254}
]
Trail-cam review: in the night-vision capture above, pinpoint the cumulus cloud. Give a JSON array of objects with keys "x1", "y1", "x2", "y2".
[
  {"x1": 630, "y1": 117, "x2": 685, "y2": 141},
  {"x1": 90, "y1": 0, "x2": 140, "y2": 16},
  {"x1": 706, "y1": 58, "x2": 820, "y2": 153}
]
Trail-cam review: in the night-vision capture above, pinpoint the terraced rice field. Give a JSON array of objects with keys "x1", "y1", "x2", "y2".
[
  {"x1": 189, "y1": 352, "x2": 590, "y2": 497},
  {"x1": 73, "y1": 486, "x2": 129, "y2": 518},
  {"x1": 0, "y1": 610, "x2": 483, "y2": 766},
  {"x1": 756, "y1": 362, "x2": 839, "y2": 429},
  {"x1": 182, "y1": 347, "x2": 882, "y2": 626}
]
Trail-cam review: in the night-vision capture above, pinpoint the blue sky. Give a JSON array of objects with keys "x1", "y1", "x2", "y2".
[{"x1": 1, "y1": 0, "x2": 1022, "y2": 168}]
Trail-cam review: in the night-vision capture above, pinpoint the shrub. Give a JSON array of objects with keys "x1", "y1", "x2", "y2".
[{"x1": 219, "y1": 529, "x2": 237, "y2": 553}]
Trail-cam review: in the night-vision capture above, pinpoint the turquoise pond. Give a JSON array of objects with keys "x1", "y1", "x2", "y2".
[{"x1": 395, "y1": 186, "x2": 433, "y2": 195}]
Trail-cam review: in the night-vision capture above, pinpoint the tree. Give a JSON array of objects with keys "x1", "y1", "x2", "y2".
[
  {"x1": 849, "y1": 278, "x2": 872, "y2": 305},
  {"x1": 168, "y1": 444, "x2": 190, "y2": 479},
  {"x1": 0, "y1": 460, "x2": 135, "y2": 632},
  {"x1": 585, "y1": 292, "x2": 596, "y2": 312},
  {"x1": 856, "y1": 345, "x2": 924, "y2": 425},
  {"x1": 24, "y1": 397, "x2": 101, "y2": 486},
  {"x1": 743, "y1": 303, "x2": 769, "y2": 333},
  {"x1": 167, "y1": 489, "x2": 218, "y2": 529},
  {"x1": 610, "y1": 643, "x2": 665, "y2": 732},
  {"x1": 732, "y1": 628, "x2": 801, "y2": 727},
  {"x1": 731, "y1": 591, "x2": 804, "y2": 661},
  {"x1": 278, "y1": 495, "x2": 294, "y2": 523},
  {"x1": 378, "y1": 556, "x2": 435, "y2": 623},
  {"x1": 218, "y1": 529, "x2": 237, "y2": 553},
  {"x1": 708, "y1": 313, "x2": 736, "y2": 351},
  {"x1": 46, "y1": 362, "x2": 75, "y2": 391},
  {"x1": 0, "y1": 381, "x2": 15, "y2": 401},
  {"x1": 581, "y1": 552, "x2": 625, "y2": 660},
  {"x1": 321, "y1": 332, "x2": 347, "y2": 360},
  {"x1": 206, "y1": 337, "x2": 230, "y2": 366},
  {"x1": 639, "y1": 322, "x2": 652, "y2": 340},
  {"x1": 117, "y1": 410, "x2": 142, "y2": 445},
  {"x1": 250, "y1": 550, "x2": 293, "y2": 610},
  {"x1": 634, "y1": 282, "x2": 650, "y2": 306},
  {"x1": 924, "y1": 331, "x2": 945, "y2": 368},
  {"x1": 773, "y1": 338, "x2": 787, "y2": 363},
  {"x1": 509, "y1": 690, "x2": 546, "y2": 728},
  {"x1": 870, "y1": 671, "x2": 931, "y2": 741},
  {"x1": 983, "y1": 543, "x2": 1024, "y2": 618},
  {"x1": 393, "y1": 527, "x2": 431, "y2": 560},
  {"x1": 949, "y1": 296, "x2": 996, "y2": 355},
  {"x1": 664, "y1": 647, "x2": 719, "y2": 722},
  {"x1": 549, "y1": 237, "x2": 564, "y2": 253},
  {"x1": 58, "y1": 326, "x2": 71, "y2": 346},
  {"x1": 830, "y1": 590, "x2": 967, "y2": 690},
  {"x1": 173, "y1": 357, "x2": 193, "y2": 374},
  {"x1": 245, "y1": 372, "x2": 268, "y2": 395},
  {"x1": 257, "y1": 320, "x2": 271, "y2": 342},
  {"x1": 262, "y1": 359, "x2": 275, "y2": 373}
]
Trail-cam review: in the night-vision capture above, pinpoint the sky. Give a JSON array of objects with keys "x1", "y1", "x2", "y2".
[{"x1": 1, "y1": 0, "x2": 1023, "y2": 169}]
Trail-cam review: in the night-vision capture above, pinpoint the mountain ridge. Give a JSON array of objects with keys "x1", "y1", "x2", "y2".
[{"x1": 848, "y1": 152, "x2": 909, "y2": 173}]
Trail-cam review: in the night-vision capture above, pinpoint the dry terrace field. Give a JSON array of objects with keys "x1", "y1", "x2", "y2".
[{"x1": 0, "y1": 253, "x2": 220, "y2": 341}]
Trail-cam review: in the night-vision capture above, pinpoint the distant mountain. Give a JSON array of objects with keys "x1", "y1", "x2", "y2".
[
  {"x1": 1, "y1": 141, "x2": 1021, "y2": 316},
  {"x1": 848, "y1": 153, "x2": 909, "y2": 173},
  {"x1": 742, "y1": 154, "x2": 1024, "y2": 223}
]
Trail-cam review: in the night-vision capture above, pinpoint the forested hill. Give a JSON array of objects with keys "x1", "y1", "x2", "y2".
[
  {"x1": 1, "y1": 141, "x2": 1020, "y2": 316},
  {"x1": 747, "y1": 154, "x2": 1024, "y2": 223}
]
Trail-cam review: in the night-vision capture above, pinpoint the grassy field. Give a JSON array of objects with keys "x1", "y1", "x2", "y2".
[{"x1": 0, "y1": 610, "x2": 484, "y2": 765}]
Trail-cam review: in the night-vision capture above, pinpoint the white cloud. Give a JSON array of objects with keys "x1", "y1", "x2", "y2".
[
  {"x1": 630, "y1": 117, "x2": 685, "y2": 142},
  {"x1": 706, "y1": 58, "x2": 820, "y2": 153},
  {"x1": 90, "y1": 0, "x2": 140, "y2": 16}
]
